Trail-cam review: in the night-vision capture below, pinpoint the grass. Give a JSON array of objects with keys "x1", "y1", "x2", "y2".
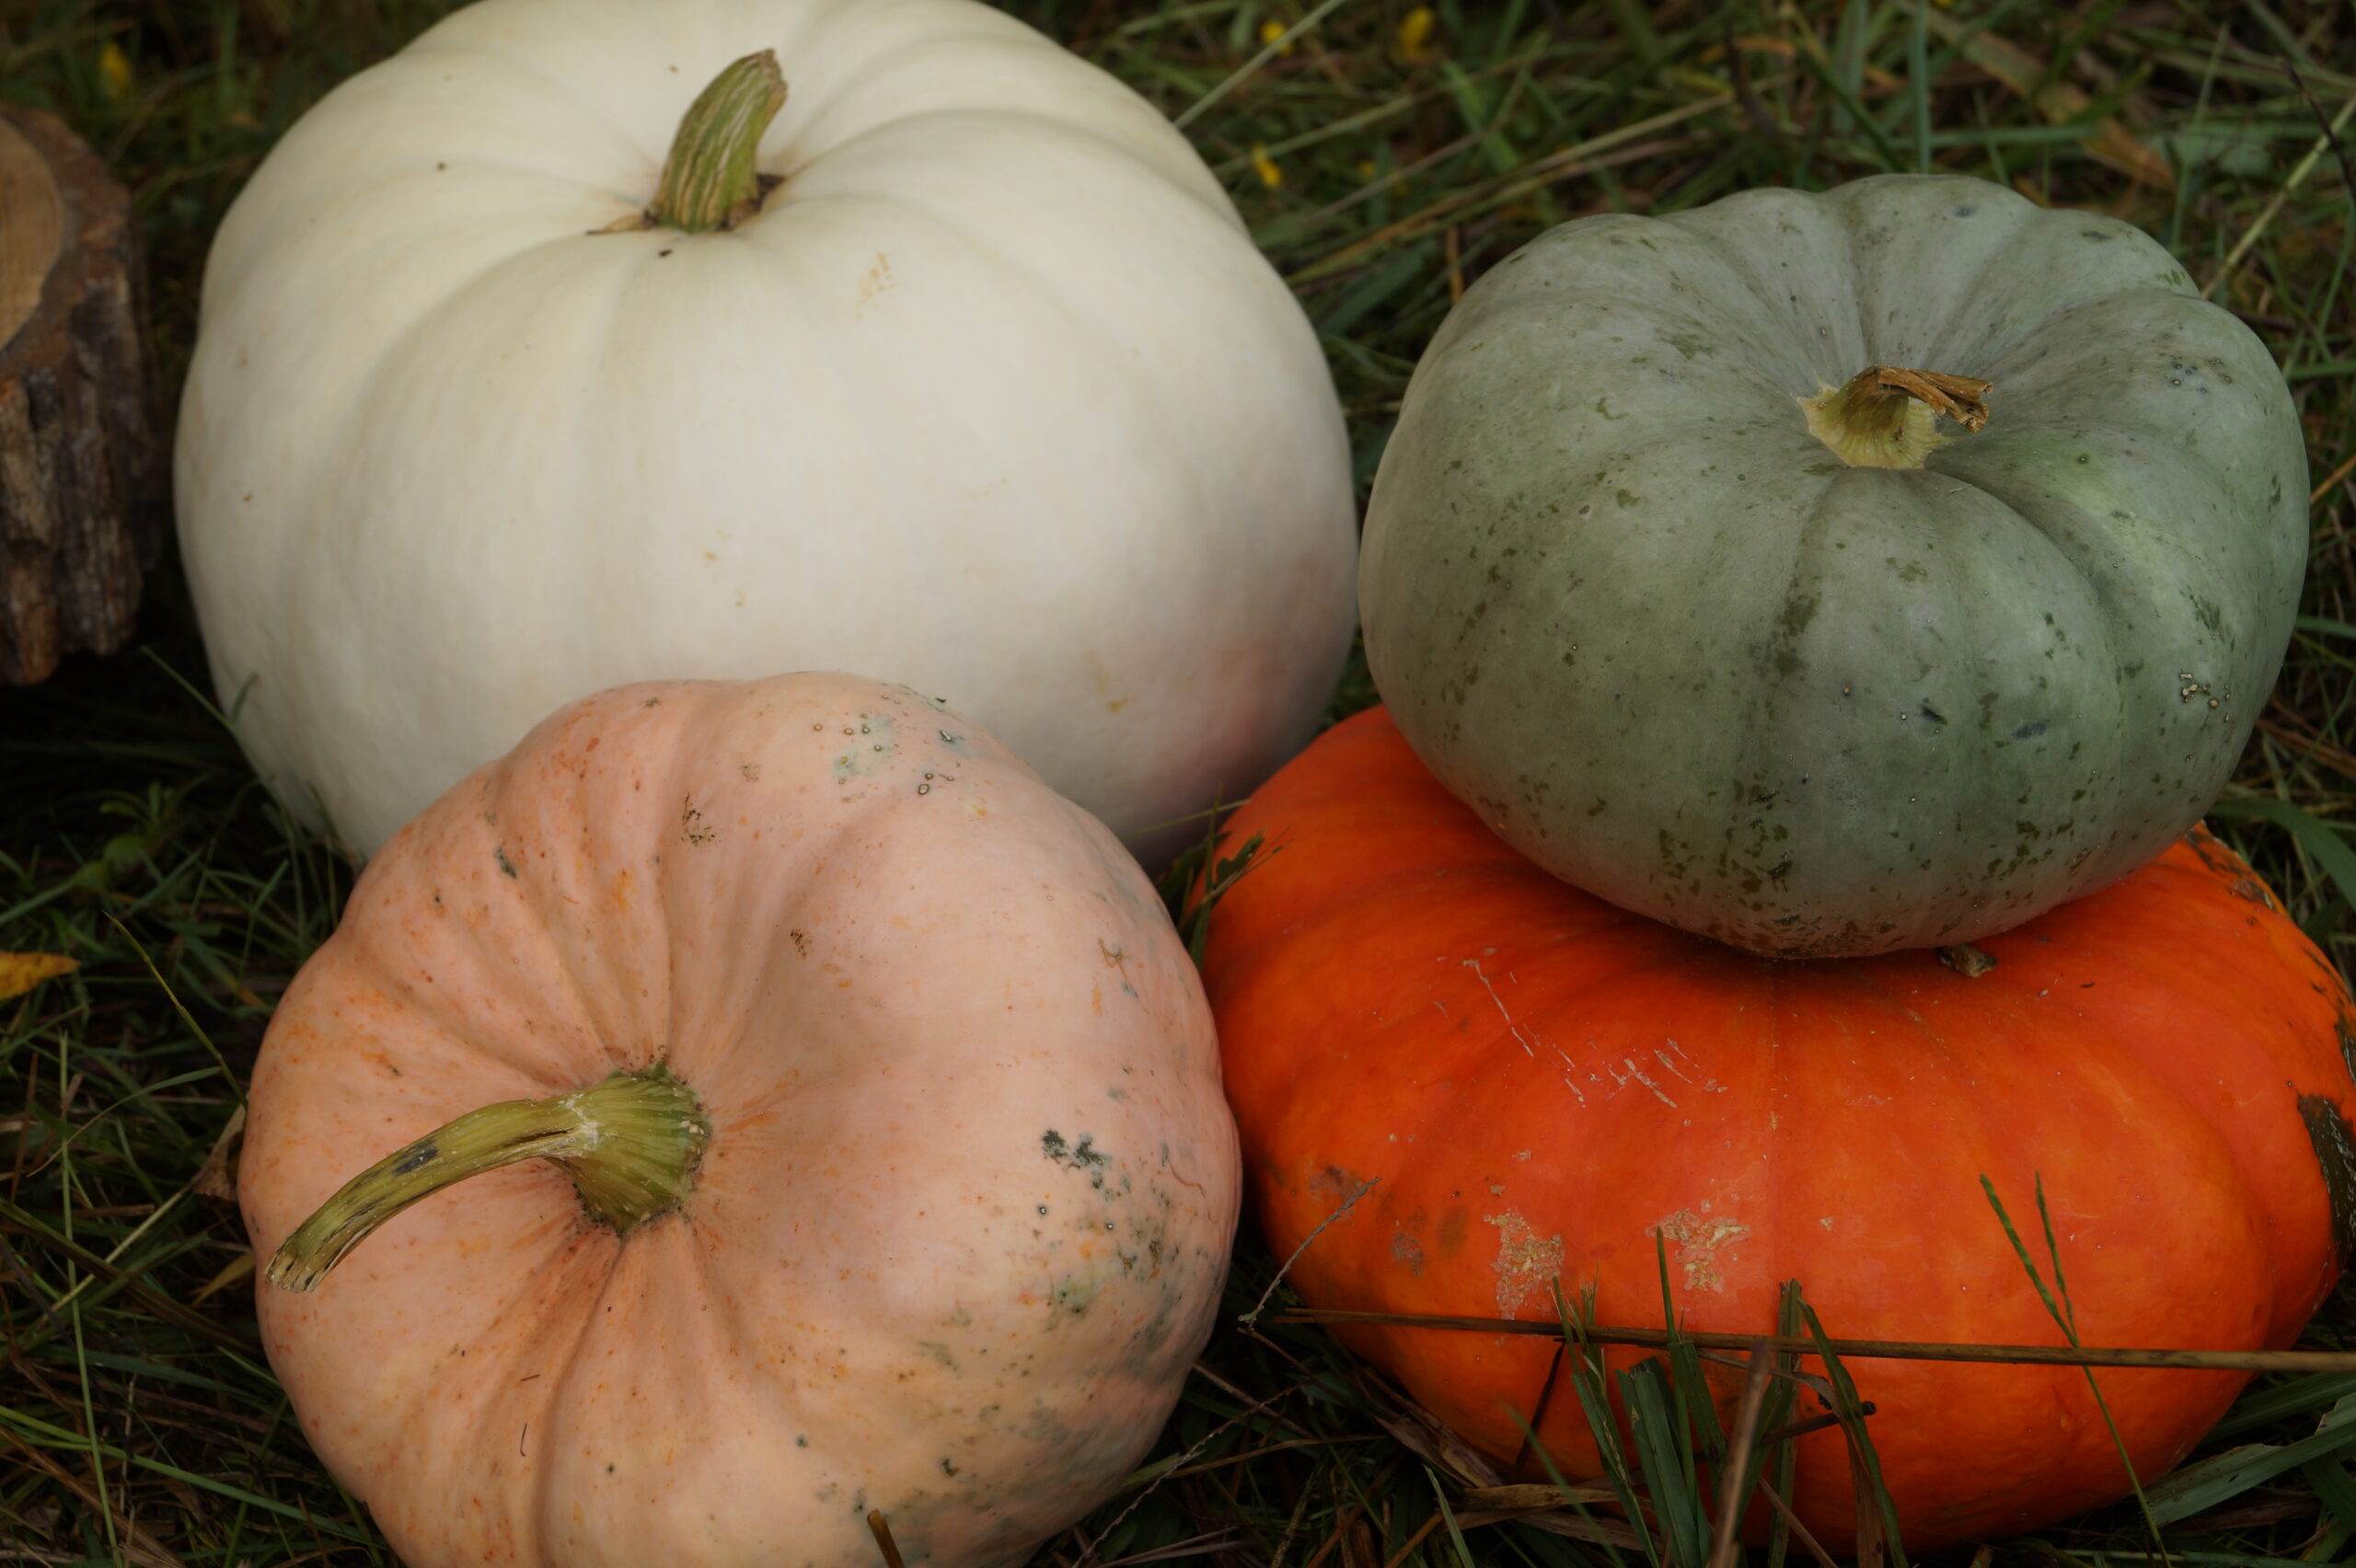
[{"x1": 3, "y1": 0, "x2": 2356, "y2": 1562}]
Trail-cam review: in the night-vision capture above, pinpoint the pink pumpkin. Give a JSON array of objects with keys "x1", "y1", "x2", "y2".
[{"x1": 241, "y1": 674, "x2": 1239, "y2": 1567}]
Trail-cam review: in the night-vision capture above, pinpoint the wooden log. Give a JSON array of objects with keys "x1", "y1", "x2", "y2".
[{"x1": 0, "y1": 104, "x2": 163, "y2": 686}]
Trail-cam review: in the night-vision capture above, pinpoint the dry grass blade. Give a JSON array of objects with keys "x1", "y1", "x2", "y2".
[
  {"x1": 867, "y1": 1510, "x2": 909, "y2": 1568},
  {"x1": 0, "y1": 1424, "x2": 186, "y2": 1568},
  {"x1": 1705, "y1": 1340, "x2": 1777, "y2": 1568}
]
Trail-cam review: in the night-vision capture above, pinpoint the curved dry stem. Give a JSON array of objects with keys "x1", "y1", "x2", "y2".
[{"x1": 266, "y1": 1065, "x2": 710, "y2": 1292}]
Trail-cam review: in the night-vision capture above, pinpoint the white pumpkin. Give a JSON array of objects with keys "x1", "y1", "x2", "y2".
[{"x1": 176, "y1": 0, "x2": 1357, "y2": 858}]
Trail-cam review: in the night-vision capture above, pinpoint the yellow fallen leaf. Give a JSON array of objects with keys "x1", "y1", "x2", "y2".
[
  {"x1": 0, "y1": 952, "x2": 76, "y2": 1003},
  {"x1": 193, "y1": 1249, "x2": 257, "y2": 1305},
  {"x1": 1251, "y1": 144, "x2": 1284, "y2": 189},
  {"x1": 193, "y1": 1105, "x2": 247, "y2": 1203},
  {"x1": 1396, "y1": 6, "x2": 1438, "y2": 63},
  {"x1": 98, "y1": 41, "x2": 133, "y2": 102}
]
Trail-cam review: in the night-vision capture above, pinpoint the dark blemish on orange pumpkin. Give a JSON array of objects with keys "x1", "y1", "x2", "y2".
[
  {"x1": 1392, "y1": 1229, "x2": 1426, "y2": 1275},
  {"x1": 2299, "y1": 1094, "x2": 2356, "y2": 1262},
  {"x1": 1937, "y1": 944, "x2": 1998, "y2": 978},
  {"x1": 1436, "y1": 1207, "x2": 1469, "y2": 1257},
  {"x1": 790, "y1": 929, "x2": 811, "y2": 957},
  {"x1": 643, "y1": 697, "x2": 661, "y2": 707},
  {"x1": 681, "y1": 800, "x2": 716, "y2": 847},
  {"x1": 494, "y1": 847, "x2": 518, "y2": 879}
]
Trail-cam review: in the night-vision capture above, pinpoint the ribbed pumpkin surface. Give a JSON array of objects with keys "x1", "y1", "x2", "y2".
[{"x1": 1200, "y1": 707, "x2": 2356, "y2": 1548}]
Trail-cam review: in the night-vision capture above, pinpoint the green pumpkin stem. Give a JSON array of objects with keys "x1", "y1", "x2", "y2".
[
  {"x1": 1799, "y1": 364, "x2": 1992, "y2": 469},
  {"x1": 648, "y1": 51, "x2": 788, "y2": 234},
  {"x1": 266, "y1": 1065, "x2": 710, "y2": 1293}
]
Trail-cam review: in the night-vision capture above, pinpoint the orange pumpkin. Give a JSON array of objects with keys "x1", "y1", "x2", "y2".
[
  {"x1": 240, "y1": 674, "x2": 1240, "y2": 1568},
  {"x1": 1199, "y1": 707, "x2": 2356, "y2": 1548}
]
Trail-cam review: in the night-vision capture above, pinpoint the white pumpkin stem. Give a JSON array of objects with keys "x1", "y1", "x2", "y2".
[
  {"x1": 1798, "y1": 365, "x2": 1992, "y2": 469},
  {"x1": 266, "y1": 1066, "x2": 711, "y2": 1292},
  {"x1": 648, "y1": 51, "x2": 788, "y2": 234}
]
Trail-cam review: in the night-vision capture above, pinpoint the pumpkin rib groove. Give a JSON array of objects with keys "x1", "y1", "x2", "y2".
[
  {"x1": 715, "y1": 223, "x2": 937, "y2": 638},
  {"x1": 803, "y1": 102, "x2": 1242, "y2": 230},
  {"x1": 1715, "y1": 463, "x2": 1850, "y2": 916},
  {"x1": 477, "y1": 742, "x2": 675, "y2": 1082},
  {"x1": 1535, "y1": 202, "x2": 1856, "y2": 389},
  {"x1": 1661, "y1": 204, "x2": 1874, "y2": 386},
  {"x1": 400, "y1": 35, "x2": 664, "y2": 166},
  {"x1": 775, "y1": 134, "x2": 1218, "y2": 491}
]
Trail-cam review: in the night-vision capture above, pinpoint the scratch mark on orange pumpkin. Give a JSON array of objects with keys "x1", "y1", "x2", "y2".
[
  {"x1": 1461, "y1": 957, "x2": 1541, "y2": 1057},
  {"x1": 1609, "y1": 1057, "x2": 1677, "y2": 1107}
]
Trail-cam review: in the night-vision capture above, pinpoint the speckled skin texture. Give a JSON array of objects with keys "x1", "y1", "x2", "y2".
[
  {"x1": 239, "y1": 674, "x2": 1239, "y2": 1568},
  {"x1": 1360, "y1": 174, "x2": 2308, "y2": 956},
  {"x1": 1202, "y1": 709, "x2": 2356, "y2": 1550}
]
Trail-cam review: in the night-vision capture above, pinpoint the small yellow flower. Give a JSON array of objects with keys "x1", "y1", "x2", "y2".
[
  {"x1": 1357, "y1": 158, "x2": 1378, "y2": 179},
  {"x1": 1251, "y1": 144, "x2": 1284, "y2": 189},
  {"x1": 98, "y1": 40, "x2": 133, "y2": 102},
  {"x1": 0, "y1": 951, "x2": 75, "y2": 1004},
  {"x1": 1396, "y1": 6, "x2": 1438, "y2": 63},
  {"x1": 1258, "y1": 17, "x2": 1296, "y2": 56}
]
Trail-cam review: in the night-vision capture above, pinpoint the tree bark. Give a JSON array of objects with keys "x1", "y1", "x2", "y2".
[{"x1": 0, "y1": 104, "x2": 163, "y2": 686}]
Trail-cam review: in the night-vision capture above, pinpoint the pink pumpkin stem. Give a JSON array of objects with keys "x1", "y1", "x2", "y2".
[{"x1": 266, "y1": 1064, "x2": 710, "y2": 1292}]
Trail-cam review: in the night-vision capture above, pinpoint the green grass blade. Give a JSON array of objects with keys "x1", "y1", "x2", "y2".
[
  {"x1": 2145, "y1": 1394, "x2": 2356, "y2": 1523},
  {"x1": 1798, "y1": 1301, "x2": 1908, "y2": 1568},
  {"x1": 2207, "y1": 795, "x2": 2356, "y2": 911}
]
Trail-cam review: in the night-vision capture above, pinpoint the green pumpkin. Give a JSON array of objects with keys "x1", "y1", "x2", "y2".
[{"x1": 1360, "y1": 174, "x2": 2306, "y2": 958}]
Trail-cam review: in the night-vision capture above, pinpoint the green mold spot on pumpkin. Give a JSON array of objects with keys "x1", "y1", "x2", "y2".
[
  {"x1": 1778, "y1": 591, "x2": 1820, "y2": 640},
  {"x1": 494, "y1": 846, "x2": 518, "y2": 879},
  {"x1": 2300, "y1": 1094, "x2": 2356, "y2": 1263},
  {"x1": 1041, "y1": 1129, "x2": 1108, "y2": 1172},
  {"x1": 1050, "y1": 1272, "x2": 1103, "y2": 1318}
]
